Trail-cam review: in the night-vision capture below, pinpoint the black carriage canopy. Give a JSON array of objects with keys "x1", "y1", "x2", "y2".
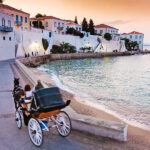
[{"x1": 31, "y1": 87, "x2": 71, "y2": 113}]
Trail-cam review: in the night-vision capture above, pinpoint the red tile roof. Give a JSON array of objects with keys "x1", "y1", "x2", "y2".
[
  {"x1": 30, "y1": 16, "x2": 64, "y2": 21},
  {"x1": 121, "y1": 31, "x2": 143, "y2": 35},
  {"x1": 67, "y1": 22, "x2": 81, "y2": 26},
  {"x1": 129, "y1": 31, "x2": 143, "y2": 35},
  {"x1": 64, "y1": 20, "x2": 74, "y2": 23},
  {"x1": 95, "y1": 24, "x2": 118, "y2": 30},
  {"x1": 0, "y1": 4, "x2": 30, "y2": 15}
]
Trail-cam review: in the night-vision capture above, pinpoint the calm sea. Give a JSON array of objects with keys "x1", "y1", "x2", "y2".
[{"x1": 38, "y1": 54, "x2": 150, "y2": 129}]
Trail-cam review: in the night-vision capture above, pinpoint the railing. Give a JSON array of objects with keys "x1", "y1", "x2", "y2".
[
  {"x1": 57, "y1": 26, "x2": 64, "y2": 31},
  {"x1": 0, "y1": 26, "x2": 13, "y2": 32},
  {"x1": 15, "y1": 20, "x2": 22, "y2": 25}
]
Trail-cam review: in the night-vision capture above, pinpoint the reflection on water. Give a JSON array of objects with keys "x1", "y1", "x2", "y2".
[{"x1": 38, "y1": 54, "x2": 150, "y2": 126}]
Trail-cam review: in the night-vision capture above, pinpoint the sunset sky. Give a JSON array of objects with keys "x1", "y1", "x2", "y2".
[{"x1": 5, "y1": 0, "x2": 150, "y2": 44}]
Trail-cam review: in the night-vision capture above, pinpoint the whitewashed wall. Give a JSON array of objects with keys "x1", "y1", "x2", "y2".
[
  {"x1": 0, "y1": 13, "x2": 15, "y2": 60},
  {"x1": 0, "y1": 32, "x2": 15, "y2": 60},
  {"x1": 15, "y1": 28, "x2": 52, "y2": 56},
  {"x1": 52, "y1": 33, "x2": 127, "y2": 52},
  {"x1": 15, "y1": 28, "x2": 127, "y2": 57}
]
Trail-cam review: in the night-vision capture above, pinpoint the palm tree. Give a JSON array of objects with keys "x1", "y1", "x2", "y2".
[{"x1": 0, "y1": 0, "x2": 3, "y2": 3}]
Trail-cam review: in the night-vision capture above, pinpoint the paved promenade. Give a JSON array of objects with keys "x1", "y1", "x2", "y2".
[{"x1": 0, "y1": 60, "x2": 104, "y2": 150}]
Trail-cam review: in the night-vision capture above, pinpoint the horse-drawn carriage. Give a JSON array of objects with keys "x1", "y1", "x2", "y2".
[{"x1": 13, "y1": 78, "x2": 72, "y2": 147}]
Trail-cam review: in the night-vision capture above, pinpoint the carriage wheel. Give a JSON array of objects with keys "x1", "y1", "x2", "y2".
[
  {"x1": 15, "y1": 111, "x2": 22, "y2": 129},
  {"x1": 28, "y1": 118, "x2": 43, "y2": 147},
  {"x1": 56, "y1": 111, "x2": 72, "y2": 137}
]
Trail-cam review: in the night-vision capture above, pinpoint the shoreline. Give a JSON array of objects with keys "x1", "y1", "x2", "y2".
[
  {"x1": 49, "y1": 72, "x2": 150, "y2": 131},
  {"x1": 45, "y1": 75, "x2": 150, "y2": 148}
]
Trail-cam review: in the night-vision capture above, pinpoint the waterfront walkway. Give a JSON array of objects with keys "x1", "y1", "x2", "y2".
[{"x1": 0, "y1": 60, "x2": 104, "y2": 150}]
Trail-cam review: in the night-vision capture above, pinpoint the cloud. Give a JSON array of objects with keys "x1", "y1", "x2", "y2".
[{"x1": 104, "y1": 20, "x2": 132, "y2": 26}]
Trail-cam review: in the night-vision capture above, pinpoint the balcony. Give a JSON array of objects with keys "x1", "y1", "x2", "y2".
[
  {"x1": 0, "y1": 26, "x2": 13, "y2": 32},
  {"x1": 57, "y1": 26, "x2": 64, "y2": 31},
  {"x1": 15, "y1": 21, "x2": 22, "y2": 25}
]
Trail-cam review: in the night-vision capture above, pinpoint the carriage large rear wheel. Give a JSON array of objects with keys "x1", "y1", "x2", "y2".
[
  {"x1": 28, "y1": 118, "x2": 43, "y2": 147},
  {"x1": 15, "y1": 111, "x2": 22, "y2": 129},
  {"x1": 56, "y1": 111, "x2": 72, "y2": 137}
]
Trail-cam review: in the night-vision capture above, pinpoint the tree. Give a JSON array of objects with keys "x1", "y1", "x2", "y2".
[
  {"x1": 88, "y1": 19, "x2": 95, "y2": 35},
  {"x1": 121, "y1": 38, "x2": 130, "y2": 50},
  {"x1": 130, "y1": 41, "x2": 139, "y2": 50},
  {"x1": 121, "y1": 38, "x2": 139, "y2": 51},
  {"x1": 104, "y1": 33, "x2": 112, "y2": 41},
  {"x1": 82, "y1": 18, "x2": 88, "y2": 32},
  {"x1": 42, "y1": 38, "x2": 49, "y2": 51},
  {"x1": 74, "y1": 16, "x2": 78, "y2": 24},
  {"x1": 35, "y1": 13, "x2": 46, "y2": 18},
  {"x1": 0, "y1": 0, "x2": 3, "y2": 3}
]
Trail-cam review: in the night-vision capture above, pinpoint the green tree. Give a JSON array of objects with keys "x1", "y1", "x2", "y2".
[
  {"x1": 82, "y1": 18, "x2": 88, "y2": 32},
  {"x1": 121, "y1": 38, "x2": 130, "y2": 50},
  {"x1": 42, "y1": 38, "x2": 49, "y2": 51},
  {"x1": 104, "y1": 33, "x2": 112, "y2": 41},
  {"x1": 74, "y1": 16, "x2": 78, "y2": 24},
  {"x1": 35, "y1": 13, "x2": 46, "y2": 18},
  {"x1": 88, "y1": 19, "x2": 95, "y2": 35},
  {"x1": 130, "y1": 41, "x2": 139, "y2": 50},
  {"x1": 121, "y1": 38, "x2": 139, "y2": 51}
]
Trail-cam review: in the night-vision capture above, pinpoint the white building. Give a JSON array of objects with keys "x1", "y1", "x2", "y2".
[
  {"x1": 120, "y1": 31, "x2": 144, "y2": 50},
  {"x1": 66, "y1": 22, "x2": 82, "y2": 32},
  {"x1": 30, "y1": 16, "x2": 67, "y2": 34},
  {"x1": 95, "y1": 24, "x2": 119, "y2": 36},
  {"x1": 0, "y1": 12, "x2": 15, "y2": 60}
]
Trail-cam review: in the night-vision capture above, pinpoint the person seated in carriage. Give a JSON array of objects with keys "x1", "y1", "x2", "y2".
[{"x1": 22, "y1": 80, "x2": 44, "y2": 116}]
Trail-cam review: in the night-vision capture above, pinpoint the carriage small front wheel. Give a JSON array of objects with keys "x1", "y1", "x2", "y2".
[
  {"x1": 56, "y1": 111, "x2": 72, "y2": 137},
  {"x1": 28, "y1": 118, "x2": 43, "y2": 147},
  {"x1": 15, "y1": 110, "x2": 22, "y2": 129}
]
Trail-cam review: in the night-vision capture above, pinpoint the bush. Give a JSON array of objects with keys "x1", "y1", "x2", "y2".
[
  {"x1": 66, "y1": 28, "x2": 84, "y2": 38},
  {"x1": 51, "y1": 43, "x2": 76, "y2": 54},
  {"x1": 104, "y1": 33, "x2": 112, "y2": 41}
]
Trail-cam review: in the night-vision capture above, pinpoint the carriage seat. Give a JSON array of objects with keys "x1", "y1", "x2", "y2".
[{"x1": 31, "y1": 87, "x2": 71, "y2": 113}]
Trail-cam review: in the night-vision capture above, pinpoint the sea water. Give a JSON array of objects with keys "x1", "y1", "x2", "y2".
[{"x1": 38, "y1": 54, "x2": 150, "y2": 129}]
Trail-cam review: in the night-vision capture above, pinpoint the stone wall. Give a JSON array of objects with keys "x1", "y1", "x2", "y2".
[{"x1": 20, "y1": 50, "x2": 150, "y2": 67}]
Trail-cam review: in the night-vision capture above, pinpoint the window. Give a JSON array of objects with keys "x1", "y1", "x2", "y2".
[
  {"x1": 62, "y1": 23, "x2": 64, "y2": 27},
  {"x1": 25, "y1": 17, "x2": 28, "y2": 23},
  {"x1": 2, "y1": 18, "x2": 5, "y2": 26},
  {"x1": 54, "y1": 22, "x2": 57, "y2": 27},
  {"x1": 95, "y1": 30, "x2": 97, "y2": 34},
  {"x1": 130, "y1": 35, "x2": 132, "y2": 39},
  {"x1": 76, "y1": 27, "x2": 78, "y2": 30},
  {"x1": 79, "y1": 28, "x2": 81, "y2": 31},
  {"x1": 46, "y1": 22, "x2": 48, "y2": 27},
  {"x1": 20, "y1": 16, "x2": 23, "y2": 23},
  {"x1": 135, "y1": 35, "x2": 138, "y2": 39},
  {"x1": 139, "y1": 41, "x2": 141, "y2": 44},
  {"x1": 3, "y1": 36, "x2": 5, "y2": 40},
  {"x1": 49, "y1": 32, "x2": 51, "y2": 37},
  {"x1": 9, "y1": 37, "x2": 11, "y2": 41},
  {"x1": 21, "y1": 27, "x2": 23, "y2": 30},
  {"x1": 100, "y1": 30, "x2": 103, "y2": 34},
  {"x1": 58, "y1": 22, "x2": 60, "y2": 27},
  {"x1": 139, "y1": 35, "x2": 142, "y2": 39},
  {"x1": 8, "y1": 20, "x2": 11, "y2": 27},
  {"x1": 16, "y1": 15, "x2": 19, "y2": 21}
]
